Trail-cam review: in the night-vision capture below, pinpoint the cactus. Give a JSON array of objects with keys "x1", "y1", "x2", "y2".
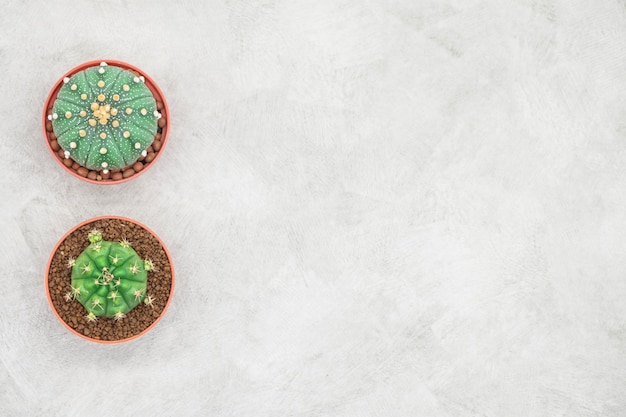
[
  {"x1": 66, "y1": 229, "x2": 154, "y2": 321},
  {"x1": 49, "y1": 61, "x2": 161, "y2": 172}
]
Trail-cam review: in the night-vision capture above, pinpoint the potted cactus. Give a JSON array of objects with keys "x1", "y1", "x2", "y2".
[
  {"x1": 43, "y1": 60, "x2": 169, "y2": 183},
  {"x1": 45, "y1": 216, "x2": 175, "y2": 343}
]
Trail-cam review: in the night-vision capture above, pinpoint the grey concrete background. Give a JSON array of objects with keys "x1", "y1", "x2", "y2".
[{"x1": 1, "y1": 0, "x2": 626, "y2": 415}]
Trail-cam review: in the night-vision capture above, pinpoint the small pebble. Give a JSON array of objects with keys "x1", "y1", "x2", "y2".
[
  {"x1": 112, "y1": 172, "x2": 123, "y2": 180},
  {"x1": 50, "y1": 140, "x2": 60, "y2": 151},
  {"x1": 156, "y1": 101, "x2": 163, "y2": 111},
  {"x1": 57, "y1": 149, "x2": 66, "y2": 158},
  {"x1": 153, "y1": 140, "x2": 162, "y2": 152},
  {"x1": 101, "y1": 171, "x2": 111, "y2": 180},
  {"x1": 50, "y1": 132, "x2": 57, "y2": 141},
  {"x1": 138, "y1": 154, "x2": 146, "y2": 162},
  {"x1": 122, "y1": 168, "x2": 136, "y2": 178},
  {"x1": 46, "y1": 121, "x2": 53, "y2": 131},
  {"x1": 63, "y1": 158, "x2": 73, "y2": 167},
  {"x1": 87, "y1": 171, "x2": 97, "y2": 180},
  {"x1": 146, "y1": 146, "x2": 154, "y2": 153},
  {"x1": 77, "y1": 167, "x2": 89, "y2": 177},
  {"x1": 71, "y1": 162, "x2": 80, "y2": 170},
  {"x1": 158, "y1": 117, "x2": 166, "y2": 128},
  {"x1": 133, "y1": 161, "x2": 144, "y2": 172},
  {"x1": 145, "y1": 152, "x2": 156, "y2": 163},
  {"x1": 155, "y1": 132, "x2": 161, "y2": 141}
]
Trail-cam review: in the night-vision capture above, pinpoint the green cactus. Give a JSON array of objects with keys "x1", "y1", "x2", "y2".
[
  {"x1": 49, "y1": 61, "x2": 161, "y2": 172},
  {"x1": 66, "y1": 229, "x2": 155, "y2": 322}
]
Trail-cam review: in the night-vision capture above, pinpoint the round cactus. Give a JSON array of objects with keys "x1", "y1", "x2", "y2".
[
  {"x1": 66, "y1": 229, "x2": 155, "y2": 321},
  {"x1": 50, "y1": 61, "x2": 161, "y2": 172}
]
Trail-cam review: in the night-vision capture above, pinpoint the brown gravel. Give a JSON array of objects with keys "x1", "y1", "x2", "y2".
[{"x1": 47, "y1": 218, "x2": 173, "y2": 342}]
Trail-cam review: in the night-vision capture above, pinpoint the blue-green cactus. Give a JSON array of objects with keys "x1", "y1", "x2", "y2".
[{"x1": 49, "y1": 61, "x2": 161, "y2": 172}]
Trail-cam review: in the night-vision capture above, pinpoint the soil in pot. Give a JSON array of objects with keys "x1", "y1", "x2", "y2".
[{"x1": 47, "y1": 218, "x2": 173, "y2": 341}]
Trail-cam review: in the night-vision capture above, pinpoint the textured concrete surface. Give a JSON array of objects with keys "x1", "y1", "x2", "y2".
[{"x1": 1, "y1": 0, "x2": 626, "y2": 415}]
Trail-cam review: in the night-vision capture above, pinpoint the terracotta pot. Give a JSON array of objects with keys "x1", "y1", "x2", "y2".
[
  {"x1": 43, "y1": 60, "x2": 170, "y2": 184},
  {"x1": 45, "y1": 216, "x2": 175, "y2": 343}
]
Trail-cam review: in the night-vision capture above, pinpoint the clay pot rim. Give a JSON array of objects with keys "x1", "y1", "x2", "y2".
[
  {"x1": 45, "y1": 215, "x2": 175, "y2": 344},
  {"x1": 43, "y1": 59, "x2": 170, "y2": 185}
]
